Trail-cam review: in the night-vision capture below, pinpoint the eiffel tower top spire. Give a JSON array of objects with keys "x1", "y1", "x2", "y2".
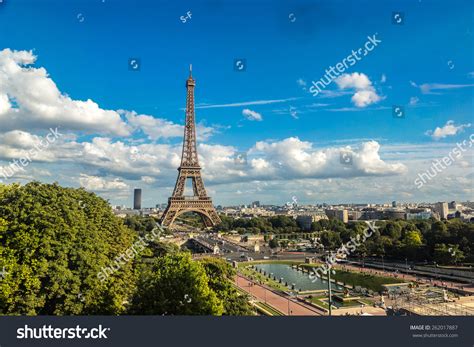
[
  {"x1": 186, "y1": 64, "x2": 195, "y2": 87},
  {"x1": 181, "y1": 64, "x2": 198, "y2": 168}
]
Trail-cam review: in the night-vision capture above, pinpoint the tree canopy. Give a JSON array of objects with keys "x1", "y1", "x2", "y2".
[
  {"x1": 0, "y1": 182, "x2": 259, "y2": 316},
  {"x1": 0, "y1": 182, "x2": 136, "y2": 315},
  {"x1": 199, "y1": 257, "x2": 253, "y2": 315},
  {"x1": 129, "y1": 252, "x2": 223, "y2": 315}
]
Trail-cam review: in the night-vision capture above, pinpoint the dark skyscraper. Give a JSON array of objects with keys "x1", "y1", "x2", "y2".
[{"x1": 134, "y1": 188, "x2": 142, "y2": 210}]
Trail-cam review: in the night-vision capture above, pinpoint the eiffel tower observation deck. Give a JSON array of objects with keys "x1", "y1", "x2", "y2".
[{"x1": 160, "y1": 66, "x2": 221, "y2": 228}]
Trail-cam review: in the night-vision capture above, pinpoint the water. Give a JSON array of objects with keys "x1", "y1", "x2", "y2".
[{"x1": 253, "y1": 263, "x2": 344, "y2": 292}]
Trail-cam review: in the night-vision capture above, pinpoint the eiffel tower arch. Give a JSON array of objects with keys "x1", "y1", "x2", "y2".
[{"x1": 160, "y1": 66, "x2": 221, "y2": 228}]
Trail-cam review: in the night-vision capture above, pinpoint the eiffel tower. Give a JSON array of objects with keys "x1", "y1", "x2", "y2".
[{"x1": 160, "y1": 66, "x2": 221, "y2": 228}]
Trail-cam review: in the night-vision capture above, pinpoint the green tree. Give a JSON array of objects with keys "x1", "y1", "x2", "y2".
[
  {"x1": 268, "y1": 215, "x2": 297, "y2": 229},
  {"x1": 434, "y1": 244, "x2": 465, "y2": 265},
  {"x1": 214, "y1": 215, "x2": 233, "y2": 232},
  {"x1": 129, "y1": 252, "x2": 223, "y2": 315},
  {"x1": 403, "y1": 230, "x2": 423, "y2": 247},
  {"x1": 415, "y1": 221, "x2": 431, "y2": 236},
  {"x1": 320, "y1": 231, "x2": 341, "y2": 250},
  {"x1": 0, "y1": 182, "x2": 136, "y2": 315},
  {"x1": 431, "y1": 221, "x2": 449, "y2": 239},
  {"x1": 200, "y1": 258, "x2": 253, "y2": 315},
  {"x1": 124, "y1": 215, "x2": 157, "y2": 234},
  {"x1": 145, "y1": 241, "x2": 180, "y2": 258},
  {"x1": 401, "y1": 230, "x2": 423, "y2": 259},
  {"x1": 269, "y1": 238, "x2": 279, "y2": 248},
  {"x1": 311, "y1": 221, "x2": 323, "y2": 231},
  {"x1": 381, "y1": 221, "x2": 402, "y2": 240}
]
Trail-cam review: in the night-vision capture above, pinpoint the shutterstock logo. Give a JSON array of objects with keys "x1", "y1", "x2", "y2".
[{"x1": 17, "y1": 325, "x2": 110, "y2": 340}]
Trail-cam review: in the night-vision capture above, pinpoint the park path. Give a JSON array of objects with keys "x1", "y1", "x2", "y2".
[{"x1": 235, "y1": 275, "x2": 323, "y2": 316}]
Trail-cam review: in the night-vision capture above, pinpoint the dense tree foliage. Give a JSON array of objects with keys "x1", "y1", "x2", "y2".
[
  {"x1": 0, "y1": 182, "x2": 136, "y2": 315},
  {"x1": 124, "y1": 215, "x2": 178, "y2": 258},
  {"x1": 434, "y1": 244, "x2": 465, "y2": 265},
  {"x1": 269, "y1": 238, "x2": 279, "y2": 248},
  {"x1": 174, "y1": 212, "x2": 205, "y2": 228},
  {"x1": 129, "y1": 252, "x2": 223, "y2": 315},
  {"x1": 313, "y1": 219, "x2": 474, "y2": 264},
  {"x1": 123, "y1": 215, "x2": 157, "y2": 234},
  {"x1": 216, "y1": 215, "x2": 300, "y2": 234},
  {"x1": 199, "y1": 258, "x2": 253, "y2": 315}
]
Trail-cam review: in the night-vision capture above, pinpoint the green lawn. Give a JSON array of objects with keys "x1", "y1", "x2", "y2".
[
  {"x1": 306, "y1": 295, "x2": 372, "y2": 309},
  {"x1": 254, "y1": 302, "x2": 284, "y2": 316},
  {"x1": 307, "y1": 295, "x2": 330, "y2": 309},
  {"x1": 331, "y1": 270, "x2": 406, "y2": 292},
  {"x1": 301, "y1": 264, "x2": 407, "y2": 293}
]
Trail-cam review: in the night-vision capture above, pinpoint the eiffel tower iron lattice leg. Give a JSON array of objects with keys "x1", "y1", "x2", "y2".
[{"x1": 160, "y1": 66, "x2": 221, "y2": 228}]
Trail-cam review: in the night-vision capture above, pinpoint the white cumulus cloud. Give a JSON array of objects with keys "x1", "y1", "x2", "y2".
[
  {"x1": 121, "y1": 110, "x2": 215, "y2": 142},
  {"x1": 425, "y1": 120, "x2": 471, "y2": 140},
  {"x1": 79, "y1": 174, "x2": 129, "y2": 191},
  {"x1": 335, "y1": 73, "x2": 382, "y2": 107},
  {"x1": 0, "y1": 49, "x2": 130, "y2": 136},
  {"x1": 250, "y1": 137, "x2": 405, "y2": 180},
  {"x1": 242, "y1": 108, "x2": 263, "y2": 121}
]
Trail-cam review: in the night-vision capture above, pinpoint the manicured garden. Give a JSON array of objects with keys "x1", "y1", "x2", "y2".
[
  {"x1": 306, "y1": 294, "x2": 373, "y2": 310},
  {"x1": 300, "y1": 262, "x2": 407, "y2": 292},
  {"x1": 330, "y1": 269, "x2": 406, "y2": 292}
]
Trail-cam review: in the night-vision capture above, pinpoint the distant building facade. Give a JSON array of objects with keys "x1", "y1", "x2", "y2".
[
  {"x1": 325, "y1": 209, "x2": 349, "y2": 223},
  {"x1": 296, "y1": 213, "x2": 328, "y2": 230},
  {"x1": 406, "y1": 211, "x2": 432, "y2": 220},
  {"x1": 383, "y1": 209, "x2": 406, "y2": 220},
  {"x1": 240, "y1": 207, "x2": 275, "y2": 217},
  {"x1": 348, "y1": 210, "x2": 363, "y2": 221},
  {"x1": 435, "y1": 202, "x2": 449, "y2": 220},
  {"x1": 296, "y1": 215, "x2": 313, "y2": 231}
]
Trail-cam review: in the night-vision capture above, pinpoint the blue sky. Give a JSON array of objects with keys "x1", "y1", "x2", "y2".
[{"x1": 0, "y1": 0, "x2": 473, "y2": 206}]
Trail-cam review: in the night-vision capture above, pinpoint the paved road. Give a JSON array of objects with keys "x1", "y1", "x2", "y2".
[{"x1": 235, "y1": 275, "x2": 323, "y2": 316}]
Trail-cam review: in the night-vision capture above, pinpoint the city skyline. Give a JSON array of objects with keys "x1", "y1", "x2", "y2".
[{"x1": 0, "y1": 0, "x2": 473, "y2": 206}]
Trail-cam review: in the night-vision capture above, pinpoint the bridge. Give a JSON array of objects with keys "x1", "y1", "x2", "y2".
[{"x1": 186, "y1": 237, "x2": 219, "y2": 254}]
